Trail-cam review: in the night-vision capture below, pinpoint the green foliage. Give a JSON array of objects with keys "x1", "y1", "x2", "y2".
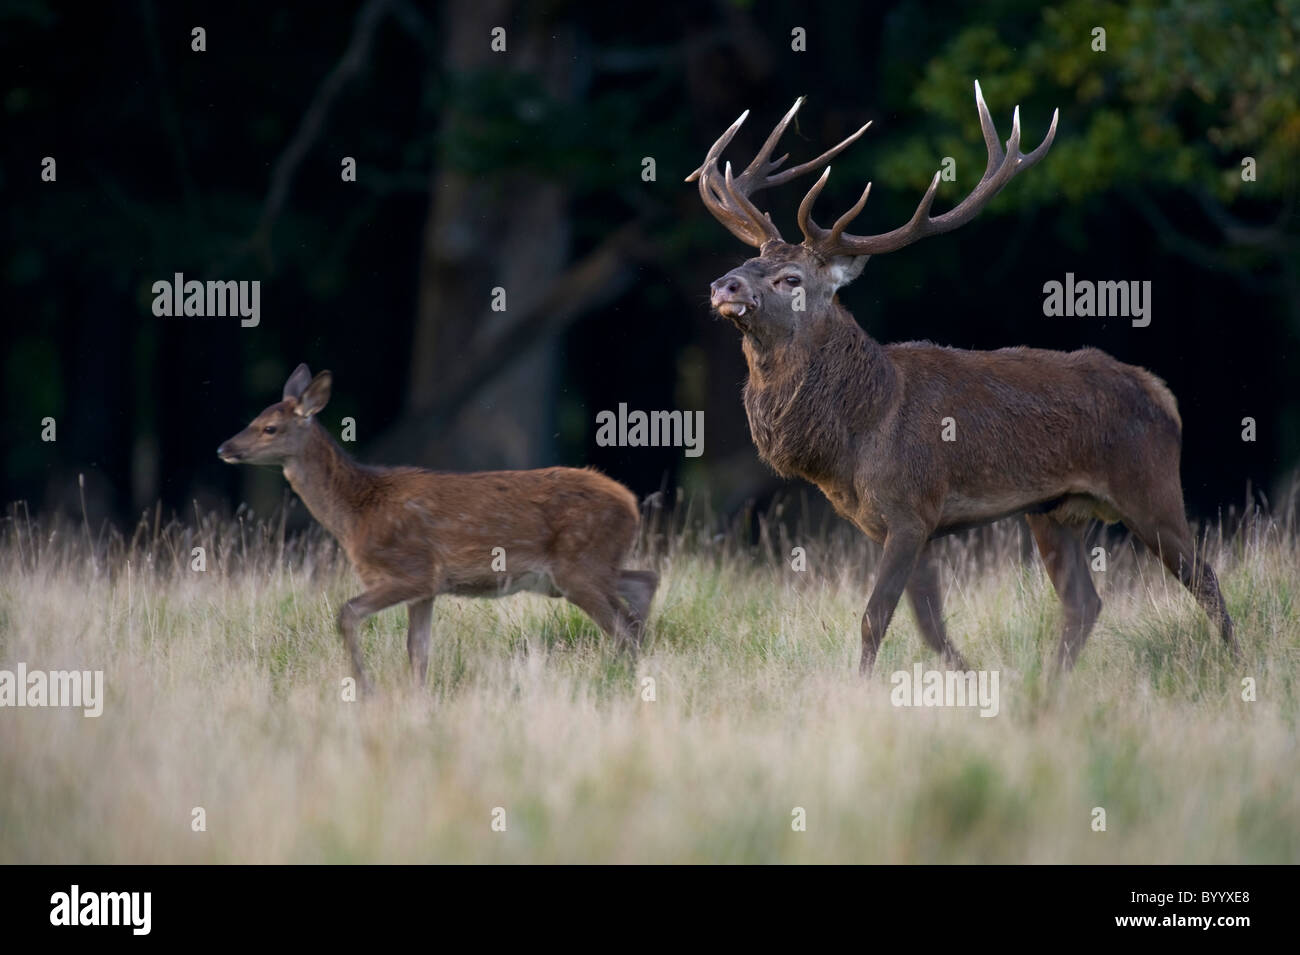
[{"x1": 880, "y1": 0, "x2": 1299, "y2": 205}]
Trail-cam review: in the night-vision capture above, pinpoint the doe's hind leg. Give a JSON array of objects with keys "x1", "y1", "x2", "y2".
[
  {"x1": 407, "y1": 597, "x2": 434, "y2": 686},
  {"x1": 551, "y1": 562, "x2": 636, "y2": 652},
  {"x1": 616, "y1": 570, "x2": 659, "y2": 646}
]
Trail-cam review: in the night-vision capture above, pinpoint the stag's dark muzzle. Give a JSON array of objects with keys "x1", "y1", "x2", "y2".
[{"x1": 710, "y1": 272, "x2": 758, "y2": 322}]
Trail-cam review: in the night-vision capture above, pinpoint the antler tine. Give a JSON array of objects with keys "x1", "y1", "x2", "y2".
[
  {"x1": 684, "y1": 109, "x2": 779, "y2": 247},
  {"x1": 973, "y1": 79, "x2": 1005, "y2": 176},
  {"x1": 688, "y1": 98, "x2": 872, "y2": 250},
  {"x1": 685, "y1": 107, "x2": 785, "y2": 247},
  {"x1": 1024, "y1": 105, "x2": 1060, "y2": 165},
  {"x1": 724, "y1": 161, "x2": 781, "y2": 241},
  {"x1": 797, "y1": 168, "x2": 881, "y2": 248},
  {"x1": 803, "y1": 80, "x2": 1058, "y2": 259},
  {"x1": 767, "y1": 119, "x2": 872, "y2": 188},
  {"x1": 685, "y1": 109, "x2": 750, "y2": 185},
  {"x1": 738, "y1": 97, "x2": 806, "y2": 181},
  {"x1": 830, "y1": 181, "x2": 874, "y2": 243},
  {"x1": 796, "y1": 167, "x2": 834, "y2": 244}
]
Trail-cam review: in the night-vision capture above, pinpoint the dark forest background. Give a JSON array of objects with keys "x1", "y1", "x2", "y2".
[{"x1": 2, "y1": 0, "x2": 1297, "y2": 532}]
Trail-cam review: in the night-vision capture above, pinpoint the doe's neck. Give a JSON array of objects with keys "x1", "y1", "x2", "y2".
[{"x1": 281, "y1": 420, "x2": 372, "y2": 545}]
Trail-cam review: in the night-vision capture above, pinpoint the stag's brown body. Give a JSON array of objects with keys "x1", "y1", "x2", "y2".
[
  {"x1": 691, "y1": 81, "x2": 1236, "y2": 673},
  {"x1": 747, "y1": 325, "x2": 1177, "y2": 537},
  {"x1": 219, "y1": 365, "x2": 657, "y2": 693}
]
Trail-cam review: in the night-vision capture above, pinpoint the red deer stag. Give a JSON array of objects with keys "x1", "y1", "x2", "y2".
[
  {"x1": 688, "y1": 81, "x2": 1237, "y2": 674},
  {"x1": 218, "y1": 365, "x2": 658, "y2": 693}
]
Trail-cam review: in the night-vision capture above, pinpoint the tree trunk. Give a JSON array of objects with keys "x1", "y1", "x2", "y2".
[{"x1": 408, "y1": 0, "x2": 573, "y2": 470}]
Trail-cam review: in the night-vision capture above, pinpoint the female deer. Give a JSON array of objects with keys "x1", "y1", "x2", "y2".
[{"x1": 218, "y1": 364, "x2": 658, "y2": 693}]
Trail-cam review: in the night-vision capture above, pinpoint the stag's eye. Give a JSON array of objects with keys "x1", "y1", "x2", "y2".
[
  {"x1": 262, "y1": 425, "x2": 277, "y2": 435},
  {"x1": 782, "y1": 275, "x2": 801, "y2": 287}
]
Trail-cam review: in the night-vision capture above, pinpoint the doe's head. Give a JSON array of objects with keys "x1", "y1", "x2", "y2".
[{"x1": 217, "y1": 363, "x2": 332, "y2": 466}]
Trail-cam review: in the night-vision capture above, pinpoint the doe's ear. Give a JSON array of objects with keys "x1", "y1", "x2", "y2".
[
  {"x1": 296, "y1": 371, "x2": 332, "y2": 418},
  {"x1": 283, "y1": 363, "x2": 313, "y2": 400},
  {"x1": 828, "y1": 255, "x2": 870, "y2": 291}
]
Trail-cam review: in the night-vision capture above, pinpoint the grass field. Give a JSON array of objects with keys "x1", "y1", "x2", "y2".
[{"x1": 1, "y1": 496, "x2": 1297, "y2": 863}]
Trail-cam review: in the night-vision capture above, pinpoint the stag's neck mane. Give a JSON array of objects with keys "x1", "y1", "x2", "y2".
[{"x1": 741, "y1": 304, "x2": 898, "y2": 483}]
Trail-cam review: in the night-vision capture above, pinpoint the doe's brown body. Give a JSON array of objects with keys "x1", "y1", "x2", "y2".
[{"x1": 219, "y1": 364, "x2": 657, "y2": 693}]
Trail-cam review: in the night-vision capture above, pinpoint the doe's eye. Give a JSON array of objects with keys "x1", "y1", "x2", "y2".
[
  {"x1": 783, "y1": 275, "x2": 801, "y2": 287},
  {"x1": 262, "y1": 425, "x2": 277, "y2": 435}
]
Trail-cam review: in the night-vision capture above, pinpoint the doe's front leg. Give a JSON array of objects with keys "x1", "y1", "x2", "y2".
[{"x1": 338, "y1": 583, "x2": 426, "y2": 697}]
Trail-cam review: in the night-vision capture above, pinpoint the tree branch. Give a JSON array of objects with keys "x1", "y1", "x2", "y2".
[
  {"x1": 213, "y1": 0, "x2": 393, "y2": 272},
  {"x1": 369, "y1": 220, "x2": 649, "y2": 461},
  {"x1": 1122, "y1": 187, "x2": 1281, "y2": 293}
]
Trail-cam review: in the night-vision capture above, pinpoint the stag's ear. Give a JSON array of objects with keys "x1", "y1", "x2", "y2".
[
  {"x1": 283, "y1": 363, "x2": 313, "y2": 400},
  {"x1": 827, "y1": 255, "x2": 870, "y2": 291},
  {"x1": 295, "y1": 371, "x2": 332, "y2": 418}
]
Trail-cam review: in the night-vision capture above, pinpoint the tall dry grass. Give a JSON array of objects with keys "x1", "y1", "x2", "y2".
[{"x1": 0, "y1": 492, "x2": 1297, "y2": 862}]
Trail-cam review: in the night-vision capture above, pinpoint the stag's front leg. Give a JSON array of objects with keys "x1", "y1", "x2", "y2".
[
  {"x1": 860, "y1": 522, "x2": 929, "y2": 676},
  {"x1": 906, "y1": 548, "x2": 969, "y2": 670}
]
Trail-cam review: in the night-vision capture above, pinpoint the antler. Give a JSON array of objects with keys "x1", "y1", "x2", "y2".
[
  {"x1": 797, "y1": 80, "x2": 1058, "y2": 258},
  {"x1": 685, "y1": 97, "x2": 872, "y2": 250}
]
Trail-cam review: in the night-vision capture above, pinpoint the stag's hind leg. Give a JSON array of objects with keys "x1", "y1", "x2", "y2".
[
  {"x1": 905, "y1": 549, "x2": 968, "y2": 669},
  {"x1": 1110, "y1": 456, "x2": 1237, "y2": 658},
  {"x1": 1130, "y1": 512, "x2": 1238, "y2": 660},
  {"x1": 1025, "y1": 514, "x2": 1102, "y2": 673}
]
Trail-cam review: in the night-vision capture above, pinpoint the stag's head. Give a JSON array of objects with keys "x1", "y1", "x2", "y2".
[
  {"x1": 689, "y1": 81, "x2": 1057, "y2": 342},
  {"x1": 217, "y1": 364, "x2": 332, "y2": 466}
]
